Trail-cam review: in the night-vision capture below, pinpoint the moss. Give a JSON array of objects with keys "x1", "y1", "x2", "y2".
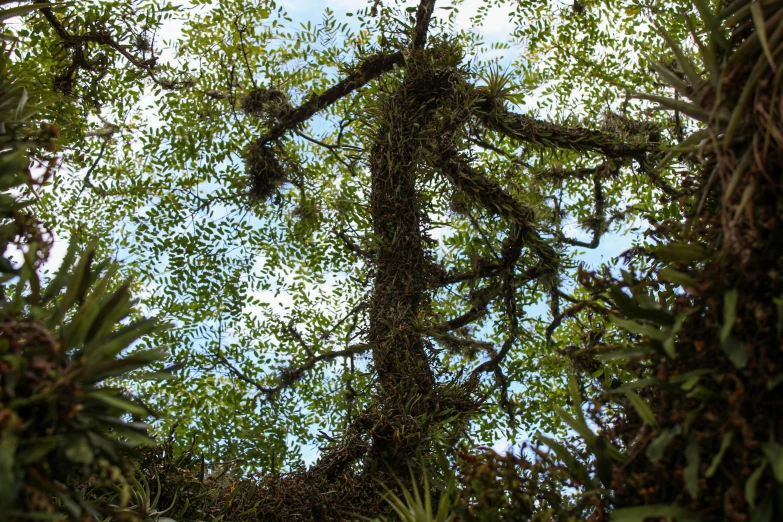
[
  {"x1": 240, "y1": 87, "x2": 291, "y2": 121},
  {"x1": 245, "y1": 141, "x2": 293, "y2": 202}
]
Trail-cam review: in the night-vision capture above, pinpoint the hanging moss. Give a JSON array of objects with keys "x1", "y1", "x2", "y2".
[
  {"x1": 245, "y1": 141, "x2": 295, "y2": 202},
  {"x1": 240, "y1": 87, "x2": 292, "y2": 122}
]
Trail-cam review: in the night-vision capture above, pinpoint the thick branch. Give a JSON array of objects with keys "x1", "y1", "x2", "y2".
[
  {"x1": 412, "y1": 0, "x2": 437, "y2": 50},
  {"x1": 477, "y1": 100, "x2": 660, "y2": 159},
  {"x1": 368, "y1": 71, "x2": 439, "y2": 397},
  {"x1": 253, "y1": 0, "x2": 436, "y2": 149},
  {"x1": 257, "y1": 52, "x2": 404, "y2": 146},
  {"x1": 37, "y1": 2, "x2": 165, "y2": 85}
]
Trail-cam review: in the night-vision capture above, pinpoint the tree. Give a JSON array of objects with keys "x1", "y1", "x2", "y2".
[
  {"x1": 4, "y1": 0, "x2": 782, "y2": 520},
  {"x1": 20, "y1": 0, "x2": 680, "y2": 468}
]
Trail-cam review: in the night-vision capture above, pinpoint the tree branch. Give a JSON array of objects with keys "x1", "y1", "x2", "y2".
[
  {"x1": 257, "y1": 52, "x2": 404, "y2": 147},
  {"x1": 412, "y1": 0, "x2": 437, "y2": 50},
  {"x1": 476, "y1": 99, "x2": 661, "y2": 159},
  {"x1": 250, "y1": 0, "x2": 438, "y2": 151},
  {"x1": 436, "y1": 219, "x2": 537, "y2": 287},
  {"x1": 545, "y1": 299, "x2": 608, "y2": 347},
  {"x1": 433, "y1": 142, "x2": 558, "y2": 269},
  {"x1": 336, "y1": 229, "x2": 372, "y2": 258},
  {"x1": 220, "y1": 343, "x2": 370, "y2": 397},
  {"x1": 437, "y1": 256, "x2": 547, "y2": 334},
  {"x1": 556, "y1": 165, "x2": 608, "y2": 249},
  {"x1": 470, "y1": 274, "x2": 519, "y2": 377},
  {"x1": 468, "y1": 134, "x2": 531, "y2": 168},
  {"x1": 39, "y1": 3, "x2": 157, "y2": 74},
  {"x1": 441, "y1": 284, "x2": 499, "y2": 331}
]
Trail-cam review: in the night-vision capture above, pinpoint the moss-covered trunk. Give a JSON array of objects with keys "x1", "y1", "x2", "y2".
[{"x1": 368, "y1": 74, "x2": 436, "y2": 401}]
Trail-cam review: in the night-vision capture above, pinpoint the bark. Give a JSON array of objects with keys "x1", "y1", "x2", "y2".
[
  {"x1": 477, "y1": 98, "x2": 660, "y2": 159},
  {"x1": 367, "y1": 69, "x2": 445, "y2": 400}
]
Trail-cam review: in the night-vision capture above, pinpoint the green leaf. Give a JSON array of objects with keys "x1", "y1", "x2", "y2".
[
  {"x1": 85, "y1": 390, "x2": 150, "y2": 418},
  {"x1": 659, "y1": 267, "x2": 695, "y2": 288},
  {"x1": 538, "y1": 434, "x2": 597, "y2": 489},
  {"x1": 720, "y1": 289, "x2": 738, "y2": 343},
  {"x1": 745, "y1": 461, "x2": 767, "y2": 507},
  {"x1": 606, "y1": 378, "x2": 660, "y2": 394},
  {"x1": 62, "y1": 263, "x2": 121, "y2": 349},
  {"x1": 0, "y1": 3, "x2": 58, "y2": 23},
  {"x1": 760, "y1": 442, "x2": 783, "y2": 482},
  {"x1": 610, "y1": 286, "x2": 674, "y2": 326},
  {"x1": 705, "y1": 431, "x2": 733, "y2": 477},
  {"x1": 691, "y1": 0, "x2": 721, "y2": 40},
  {"x1": 567, "y1": 375, "x2": 584, "y2": 422},
  {"x1": 51, "y1": 245, "x2": 95, "y2": 326},
  {"x1": 643, "y1": 54, "x2": 691, "y2": 96},
  {"x1": 750, "y1": 494, "x2": 774, "y2": 522},
  {"x1": 656, "y1": 25, "x2": 704, "y2": 90},
  {"x1": 41, "y1": 237, "x2": 79, "y2": 305},
  {"x1": 685, "y1": 437, "x2": 700, "y2": 498},
  {"x1": 553, "y1": 406, "x2": 595, "y2": 444},
  {"x1": 646, "y1": 427, "x2": 681, "y2": 464},
  {"x1": 16, "y1": 438, "x2": 60, "y2": 465},
  {"x1": 750, "y1": 2, "x2": 777, "y2": 71},
  {"x1": 611, "y1": 505, "x2": 702, "y2": 522},
  {"x1": 64, "y1": 437, "x2": 94, "y2": 465},
  {"x1": 79, "y1": 347, "x2": 167, "y2": 384},
  {"x1": 0, "y1": 420, "x2": 18, "y2": 513},
  {"x1": 610, "y1": 314, "x2": 668, "y2": 341},
  {"x1": 84, "y1": 282, "x2": 134, "y2": 343},
  {"x1": 767, "y1": 375, "x2": 783, "y2": 391},
  {"x1": 721, "y1": 335, "x2": 747, "y2": 369},
  {"x1": 634, "y1": 92, "x2": 712, "y2": 123},
  {"x1": 82, "y1": 318, "x2": 161, "y2": 361},
  {"x1": 671, "y1": 369, "x2": 712, "y2": 391},
  {"x1": 684, "y1": 15, "x2": 719, "y2": 88},
  {"x1": 685, "y1": 385, "x2": 714, "y2": 402},
  {"x1": 654, "y1": 243, "x2": 707, "y2": 264},
  {"x1": 625, "y1": 391, "x2": 658, "y2": 428},
  {"x1": 671, "y1": 128, "x2": 711, "y2": 153},
  {"x1": 596, "y1": 346, "x2": 655, "y2": 361},
  {"x1": 590, "y1": 435, "x2": 621, "y2": 488}
]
